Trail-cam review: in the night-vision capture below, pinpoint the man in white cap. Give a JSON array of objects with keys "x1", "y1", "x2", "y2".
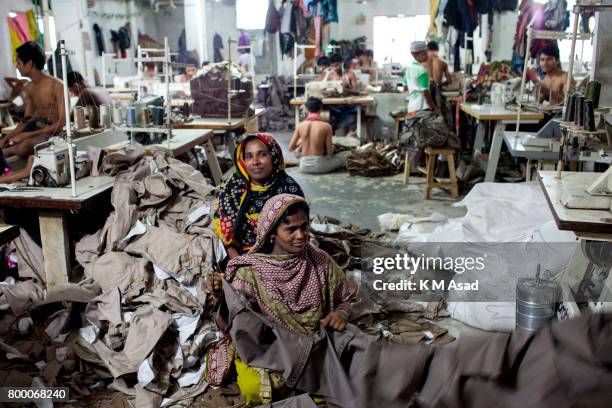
[{"x1": 403, "y1": 41, "x2": 437, "y2": 115}]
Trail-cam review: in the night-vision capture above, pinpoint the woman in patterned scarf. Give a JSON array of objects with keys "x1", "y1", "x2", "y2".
[
  {"x1": 207, "y1": 194, "x2": 355, "y2": 405},
  {"x1": 212, "y1": 133, "x2": 304, "y2": 259}
]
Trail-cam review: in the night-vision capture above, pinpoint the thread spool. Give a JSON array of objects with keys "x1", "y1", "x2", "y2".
[
  {"x1": 584, "y1": 99, "x2": 596, "y2": 131},
  {"x1": 112, "y1": 106, "x2": 123, "y2": 125},
  {"x1": 140, "y1": 107, "x2": 150, "y2": 126},
  {"x1": 586, "y1": 81, "x2": 601, "y2": 109},
  {"x1": 88, "y1": 106, "x2": 100, "y2": 129},
  {"x1": 99, "y1": 104, "x2": 111, "y2": 128},
  {"x1": 74, "y1": 106, "x2": 86, "y2": 130},
  {"x1": 182, "y1": 102, "x2": 189, "y2": 117},
  {"x1": 565, "y1": 93, "x2": 576, "y2": 122},
  {"x1": 126, "y1": 107, "x2": 137, "y2": 126},
  {"x1": 152, "y1": 107, "x2": 164, "y2": 125},
  {"x1": 574, "y1": 95, "x2": 584, "y2": 127}
]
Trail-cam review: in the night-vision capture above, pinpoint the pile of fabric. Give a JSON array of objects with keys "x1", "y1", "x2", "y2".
[
  {"x1": 258, "y1": 76, "x2": 295, "y2": 132},
  {"x1": 1, "y1": 146, "x2": 222, "y2": 407},
  {"x1": 346, "y1": 143, "x2": 402, "y2": 178}
]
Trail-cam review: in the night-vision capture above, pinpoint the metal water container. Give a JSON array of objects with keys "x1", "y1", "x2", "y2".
[{"x1": 516, "y1": 269, "x2": 558, "y2": 332}]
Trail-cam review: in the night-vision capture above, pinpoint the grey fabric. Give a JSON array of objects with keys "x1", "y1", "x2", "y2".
[
  {"x1": 221, "y1": 282, "x2": 612, "y2": 408},
  {"x1": 400, "y1": 110, "x2": 451, "y2": 149},
  {"x1": 256, "y1": 394, "x2": 318, "y2": 408},
  {"x1": 299, "y1": 151, "x2": 350, "y2": 174},
  {"x1": 219, "y1": 281, "x2": 429, "y2": 408}
]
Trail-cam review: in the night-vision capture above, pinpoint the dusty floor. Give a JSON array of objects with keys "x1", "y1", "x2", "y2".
[{"x1": 274, "y1": 132, "x2": 467, "y2": 231}]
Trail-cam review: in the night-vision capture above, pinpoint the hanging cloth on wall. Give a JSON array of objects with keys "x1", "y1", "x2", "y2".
[
  {"x1": 265, "y1": 0, "x2": 282, "y2": 34},
  {"x1": 7, "y1": 10, "x2": 39, "y2": 62},
  {"x1": 280, "y1": 2, "x2": 293, "y2": 33},
  {"x1": 118, "y1": 25, "x2": 131, "y2": 59},
  {"x1": 47, "y1": 41, "x2": 73, "y2": 78},
  {"x1": 213, "y1": 33, "x2": 224, "y2": 63},
  {"x1": 110, "y1": 30, "x2": 120, "y2": 57},
  {"x1": 93, "y1": 24, "x2": 105, "y2": 56},
  {"x1": 430, "y1": 0, "x2": 442, "y2": 36}
]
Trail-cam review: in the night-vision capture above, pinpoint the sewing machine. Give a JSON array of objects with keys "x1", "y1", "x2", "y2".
[{"x1": 29, "y1": 137, "x2": 90, "y2": 187}]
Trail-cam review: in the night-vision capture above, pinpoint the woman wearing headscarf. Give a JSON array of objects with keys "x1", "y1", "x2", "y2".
[
  {"x1": 212, "y1": 133, "x2": 304, "y2": 259},
  {"x1": 207, "y1": 194, "x2": 356, "y2": 405}
]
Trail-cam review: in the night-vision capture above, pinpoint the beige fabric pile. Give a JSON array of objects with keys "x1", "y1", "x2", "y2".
[{"x1": 0, "y1": 146, "x2": 221, "y2": 407}]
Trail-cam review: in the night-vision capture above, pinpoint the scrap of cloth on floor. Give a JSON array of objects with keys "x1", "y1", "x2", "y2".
[{"x1": 219, "y1": 281, "x2": 612, "y2": 408}]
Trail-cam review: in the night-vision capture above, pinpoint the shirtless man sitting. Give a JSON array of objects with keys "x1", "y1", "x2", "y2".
[
  {"x1": 527, "y1": 42, "x2": 571, "y2": 106},
  {"x1": 0, "y1": 41, "x2": 65, "y2": 159},
  {"x1": 425, "y1": 41, "x2": 452, "y2": 86},
  {"x1": 288, "y1": 97, "x2": 349, "y2": 174},
  {"x1": 67, "y1": 71, "x2": 113, "y2": 108}
]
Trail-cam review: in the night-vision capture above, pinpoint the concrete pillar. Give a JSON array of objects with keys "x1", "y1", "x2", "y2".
[
  {"x1": 592, "y1": 1, "x2": 612, "y2": 107},
  {"x1": 184, "y1": 0, "x2": 208, "y2": 64}
]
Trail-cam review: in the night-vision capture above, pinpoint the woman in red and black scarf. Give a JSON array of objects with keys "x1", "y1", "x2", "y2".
[{"x1": 212, "y1": 133, "x2": 304, "y2": 259}]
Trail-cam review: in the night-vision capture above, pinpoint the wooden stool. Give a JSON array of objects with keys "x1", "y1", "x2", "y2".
[{"x1": 403, "y1": 147, "x2": 459, "y2": 199}]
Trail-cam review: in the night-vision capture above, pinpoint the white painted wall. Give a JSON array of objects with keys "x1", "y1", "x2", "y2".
[{"x1": 330, "y1": 0, "x2": 429, "y2": 44}]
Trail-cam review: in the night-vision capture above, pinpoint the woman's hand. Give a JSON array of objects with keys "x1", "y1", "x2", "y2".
[
  {"x1": 320, "y1": 311, "x2": 347, "y2": 331},
  {"x1": 207, "y1": 272, "x2": 224, "y2": 302}
]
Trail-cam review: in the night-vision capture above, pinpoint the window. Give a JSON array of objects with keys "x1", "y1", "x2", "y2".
[
  {"x1": 559, "y1": 0, "x2": 593, "y2": 73},
  {"x1": 236, "y1": 0, "x2": 268, "y2": 30},
  {"x1": 373, "y1": 15, "x2": 430, "y2": 68}
]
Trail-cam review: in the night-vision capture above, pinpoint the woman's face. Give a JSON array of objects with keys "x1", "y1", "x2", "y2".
[
  {"x1": 243, "y1": 139, "x2": 274, "y2": 184},
  {"x1": 272, "y1": 208, "x2": 309, "y2": 255}
]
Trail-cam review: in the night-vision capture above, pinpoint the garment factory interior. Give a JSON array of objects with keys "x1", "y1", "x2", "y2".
[{"x1": 0, "y1": 0, "x2": 611, "y2": 406}]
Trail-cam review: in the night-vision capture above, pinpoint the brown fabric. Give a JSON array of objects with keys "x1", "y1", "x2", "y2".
[
  {"x1": 221, "y1": 282, "x2": 612, "y2": 408},
  {"x1": 9, "y1": 228, "x2": 44, "y2": 282}
]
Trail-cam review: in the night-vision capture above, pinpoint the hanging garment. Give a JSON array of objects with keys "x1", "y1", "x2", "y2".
[
  {"x1": 430, "y1": 0, "x2": 442, "y2": 35},
  {"x1": 118, "y1": 26, "x2": 131, "y2": 59},
  {"x1": 280, "y1": 3, "x2": 293, "y2": 33},
  {"x1": 7, "y1": 10, "x2": 38, "y2": 62},
  {"x1": 293, "y1": 5, "x2": 309, "y2": 43},
  {"x1": 322, "y1": 0, "x2": 339, "y2": 24},
  {"x1": 93, "y1": 24, "x2": 104, "y2": 56},
  {"x1": 110, "y1": 30, "x2": 120, "y2": 57},
  {"x1": 47, "y1": 41, "x2": 73, "y2": 78},
  {"x1": 265, "y1": 0, "x2": 282, "y2": 34},
  {"x1": 544, "y1": 0, "x2": 569, "y2": 31},
  {"x1": 213, "y1": 33, "x2": 224, "y2": 63}
]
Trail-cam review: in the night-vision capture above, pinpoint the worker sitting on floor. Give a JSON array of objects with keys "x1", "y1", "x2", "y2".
[
  {"x1": 67, "y1": 71, "x2": 113, "y2": 108},
  {"x1": 207, "y1": 194, "x2": 355, "y2": 406},
  {"x1": 0, "y1": 41, "x2": 65, "y2": 159},
  {"x1": 289, "y1": 97, "x2": 350, "y2": 174},
  {"x1": 527, "y1": 42, "x2": 573, "y2": 106}
]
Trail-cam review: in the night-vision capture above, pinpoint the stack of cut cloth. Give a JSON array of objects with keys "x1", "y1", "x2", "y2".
[
  {"x1": 346, "y1": 143, "x2": 402, "y2": 177},
  {"x1": 258, "y1": 76, "x2": 295, "y2": 132},
  {"x1": 0, "y1": 146, "x2": 222, "y2": 407}
]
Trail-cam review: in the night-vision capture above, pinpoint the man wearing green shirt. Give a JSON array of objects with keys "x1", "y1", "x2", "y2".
[{"x1": 403, "y1": 41, "x2": 438, "y2": 114}]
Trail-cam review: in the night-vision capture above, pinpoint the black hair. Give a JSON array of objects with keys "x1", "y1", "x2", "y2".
[
  {"x1": 355, "y1": 49, "x2": 365, "y2": 57},
  {"x1": 365, "y1": 50, "x2": 373, "y2": 58},
  {"x1": 317, "y1": 56, "x2": 330, "y2": 67},
  {"x1": 277, "y1": 201, "x2": 310, "y2": 227},
  {"x1": 67, "y1": 71, "x2": 85, "y2": 88},
  {"x1": 16, "y1": 41, "x2": 46, "y2": 70},
  {"x1": 260, "y1": 201, "x2": 310, "y2": 253},
  {"x1": 330, "y1": 53, "x2": 343, "y2": 64},
  {"x1": 343, "y1": 57, "x2": 354, "y2": 71},
  {"x1": 306, "y1": 97, "x2": 322, "y2": 113},
  {"x1": 539, "y1": 42, "x2": 560, "y2": 60},
  {"x1": 427, "y1": 41, "x2": 439, "y2": 51}
]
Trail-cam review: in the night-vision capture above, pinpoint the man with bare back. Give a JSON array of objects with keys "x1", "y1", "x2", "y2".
[
  {"x1": 0, "y1": 41, "x2": 65, "y2": 159},
  {"x1": 425, "y1": 41, "x2": 452, "y2": 86}
]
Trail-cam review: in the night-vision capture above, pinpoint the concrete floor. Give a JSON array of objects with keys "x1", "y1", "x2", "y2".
[{"x1": 274, "y1": 132, "x2": 467, "y2": 231}]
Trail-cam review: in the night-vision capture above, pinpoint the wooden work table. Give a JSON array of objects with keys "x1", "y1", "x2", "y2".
[
  {"x1": 539, "y1": 171, "x2": 612, "y2": 234},
  {"x1": 461, "y1": 103, "x2": 545, "y2": 182},
  {"x1": 0, "y1": 176, "x2": 115, "y2": 287}
]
